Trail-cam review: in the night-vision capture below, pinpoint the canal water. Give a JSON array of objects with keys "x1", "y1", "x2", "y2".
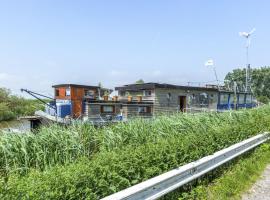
[{"x1": 0, "y1": 119, "x2": 31, "y2": 132}]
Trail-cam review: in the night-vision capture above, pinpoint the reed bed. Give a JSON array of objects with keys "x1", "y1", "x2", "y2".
[{"x1": 0, "y1": 106, "x2": 269, "y2": 176}]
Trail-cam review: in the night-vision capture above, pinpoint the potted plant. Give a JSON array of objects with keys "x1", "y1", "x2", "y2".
[
  {"x1": 113, "y1": 96, "x2": 118, "y2": 101},
  {"x1": 103, "y1": 90, "x2": 109, "y2": 101},
  {"x1": 137, "y1": 94, "x2": 143, "y2": 102},
  {"x1": 126, "y1": 92, "x2": 132, "y2": 102}
]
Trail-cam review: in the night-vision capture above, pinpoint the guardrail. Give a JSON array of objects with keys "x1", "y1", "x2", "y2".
[{"x1": 102, "y1": 132, "x2": 270, "y2": 200}]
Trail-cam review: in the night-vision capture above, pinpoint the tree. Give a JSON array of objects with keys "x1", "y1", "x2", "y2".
[
  {"x1": 224, "y1": 66, "x2": 270, "y2": 102},
  {"x1": 135, "y1": 79, "x2": 144, "y2": 84}
]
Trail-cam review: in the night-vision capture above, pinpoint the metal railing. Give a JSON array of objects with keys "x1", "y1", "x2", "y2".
[{"x1": 102, "y1": 132, "x2": 270, "y2": 200}]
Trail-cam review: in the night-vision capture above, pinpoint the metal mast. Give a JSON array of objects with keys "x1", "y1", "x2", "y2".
[{"x1": 239, "y1": 28, "x2": 255, "y2": 92}]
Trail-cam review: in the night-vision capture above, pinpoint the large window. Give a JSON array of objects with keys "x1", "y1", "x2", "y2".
[
  {"x1": 229, "y1": 94, "x2": 237, "y2": 104},
  {"x1": 101, "y1": 105, "x2": 115, "y2": 113},
  {"x1": 65, "y1": 88, "x2": 71, "y2": 96},
  {"x1": 143, "y1": 90, "x2": 152, "y2": 96},
  {"x1": 220, "y1": 93, "x2": 229, "y2": 104},
  {"x1": 199, "y1": 93, "x2": 209, "y2": 107},
  {"x1": 138, "y1": 106, "x2": 151, "y2": 113},
  {"x1": 246, "y1": 94, "x2": 252, "y2": 103},
  {"x1": 238, "y1": 94, "x2": 245, "y2": 104}
]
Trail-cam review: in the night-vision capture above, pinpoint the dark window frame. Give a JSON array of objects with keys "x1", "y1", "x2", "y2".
[
  {"x1": 55, "y1": 89, "x2": 60, "y2": 96},
  {"x1": 100, "y1": 105, "x2": 115, "y2": 113},
  {"x1": 138, "y1": 106, "x2": 151, "y2": 113}
]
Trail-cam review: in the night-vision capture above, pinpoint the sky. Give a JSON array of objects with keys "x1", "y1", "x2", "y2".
[{"x1": 0, "y1": 0, "x2": 269, "y2": 97}]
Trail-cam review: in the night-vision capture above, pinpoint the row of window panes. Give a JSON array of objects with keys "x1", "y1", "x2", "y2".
[
  {"x1": 220, "y1": 94, "x2": 253, "y2": 104},
  {"x1": 55, "y1": 88, "x2": 95, "y2": 97},
  {"x1": 100, "y1": 105, "x2": 151, "y2": 114},
  {"x1": 120, "y1": 90, "x2": 152, "y2": 97}
]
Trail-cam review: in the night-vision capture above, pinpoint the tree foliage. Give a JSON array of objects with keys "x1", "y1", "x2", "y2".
[
  {"x1": 0, "y1": 88, "x2": 45, "y2": 121},
  {"x1": 135, "y1": 79, "x2": 144, "y2": 84},
  {"x1": 224, "y1": 66, "x2": 270, "y2": 103}
]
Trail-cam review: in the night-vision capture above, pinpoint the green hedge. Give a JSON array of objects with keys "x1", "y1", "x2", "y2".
[{"x1": 1, "y1": 106, "x2": 270, "y2": 199}]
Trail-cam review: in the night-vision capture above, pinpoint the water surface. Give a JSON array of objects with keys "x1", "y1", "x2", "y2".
[{"x1": 0, "y1": 119, "x2": 31, "y2": 132}]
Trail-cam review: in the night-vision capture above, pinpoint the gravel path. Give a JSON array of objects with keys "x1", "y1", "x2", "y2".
[{"x1": 242, "y1": 165, "x2": 270, "y2": 200}]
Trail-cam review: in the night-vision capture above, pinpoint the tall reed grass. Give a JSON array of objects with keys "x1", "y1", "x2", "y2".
[{"x1": 0, "y1": 106, "x2": 269, "y2": 175}]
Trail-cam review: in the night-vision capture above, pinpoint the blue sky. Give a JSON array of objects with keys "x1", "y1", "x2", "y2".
[{"x1": 0, "y1": 0, "x2": 269, "y2": 97}]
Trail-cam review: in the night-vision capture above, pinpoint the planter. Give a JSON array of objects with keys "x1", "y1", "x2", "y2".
[
  {"x1": 127, "y1": 96, "x2": 133, "y2": 102},
  {"x1": 103, "y1": 95, "x2": 109, "y2": 101},
  {"x1": 113, "y1": 96, "x2": 118, "y2": 101},
  {"x1": 137, "y1": 96, "x2": 142, "y2": 102}
]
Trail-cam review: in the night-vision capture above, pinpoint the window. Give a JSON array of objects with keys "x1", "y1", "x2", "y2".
[
  {"x1": 229, "y1": 94, "x2": 236, "y2": 104},
  {"x1": 65, "y1": 88, "x2": 71, "y2": 96},
  {"x1": 101, "y1": 105, "x2": 115, "y2": 113},
  {"x1": 120, "y1": 91, "x2": 125, "y2": 96},
  {"x1": 143, "y1": 90, "x2": 152, "y2": 96},
  {"x1": 55, "y1": 89, "x2": 60, "y2": 96},
  {"x1": 220, "y1": 93, "x2": 229, "y2": 104},
  {"x1": 238, "y1": 94, "x2": 245, "y2": 104},
  {"x1": 209, "y1": 94, "x2": 217, "y2": 104},
  {"x1": 138, "y1": 106, "x2": 151, "y2": 113},
  {"x1": 199, "y1": 93, "x2": 209, "y2": 107},
  {"x1": 167, "y1": 93, "x2": 172, "y2": 100},
  {"x1": 246, "y1": 94, "x2": 252, "y2": 103},
  {"x1": 85, "y1": 90, "x2": 95, "y2": 97}
]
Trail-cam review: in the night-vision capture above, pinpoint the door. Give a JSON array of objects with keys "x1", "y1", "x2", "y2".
[{"x1": 179, "y1": 96, "x2": 186, "y2": 112}]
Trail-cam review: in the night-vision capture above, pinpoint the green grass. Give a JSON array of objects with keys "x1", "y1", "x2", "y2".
[{"x1": 171, "y1": 143, "x2": 270, "y2": 200}]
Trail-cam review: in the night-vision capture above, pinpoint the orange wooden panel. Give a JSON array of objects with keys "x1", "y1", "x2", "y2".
[{"x1": 72, "y1": 100, "x2": 82, "y2": 118}]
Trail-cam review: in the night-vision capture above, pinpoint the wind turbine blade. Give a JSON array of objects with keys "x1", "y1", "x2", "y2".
[
  {"x1": 239, "y1": 32, "x2": 248, "y2": 37},
  {"x1": 249, "y1": 28, "x2": 256, "y2": 35}
]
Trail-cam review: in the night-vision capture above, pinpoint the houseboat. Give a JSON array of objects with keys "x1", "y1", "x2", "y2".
[{"x1": 40, "y1": 82, "x2": 256, "y2": 123}]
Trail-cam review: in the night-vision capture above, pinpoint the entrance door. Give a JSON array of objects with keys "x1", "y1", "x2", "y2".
[{"x1": 179, "y1": 96, "x2": 186, "y2": 112}]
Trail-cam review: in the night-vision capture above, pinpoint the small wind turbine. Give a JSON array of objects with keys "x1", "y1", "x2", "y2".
[
  {"x1": 239, "y1": 28, "x2": 256, "y2": 92},
  {"x1": 205, "y1": 59, "x2": 219, "y2": 89}
]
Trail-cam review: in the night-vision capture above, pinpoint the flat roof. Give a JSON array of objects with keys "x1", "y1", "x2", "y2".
[
  {"x1": 52, "y1": 84, "x2": 100, "y2": 89},
  {"x1": 115, "y1": 82, "x2": 219, "y2": 92}
]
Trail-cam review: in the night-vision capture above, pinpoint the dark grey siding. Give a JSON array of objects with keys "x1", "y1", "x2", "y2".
[
  {"x1": 122, "y1": 104, "x2": 153, "y2": 119},
  {"x1": 153, "y1": 88, "x2": 218, "y2": 114}
]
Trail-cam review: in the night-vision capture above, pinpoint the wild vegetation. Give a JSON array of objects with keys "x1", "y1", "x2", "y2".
[
  {"x1": 225, "y1": 66, "x2": 270, "y2": 103},
  {"x1": 0, "y1": 106, "x2": 270, "y2": 199},
  {"x1": 0, "y1": 88, "x2": 45, "y2": 121}
]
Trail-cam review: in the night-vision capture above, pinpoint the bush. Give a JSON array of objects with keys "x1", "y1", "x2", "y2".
[
  {"x1": 0, "y1": 103, "x2": 15, "y2": 121},
  {"x1": 0, "y1": 87, "x2": 45, "y2": 121},
  {"x1": 257, "y1": 96, "x2": 270, "y2": 104}
]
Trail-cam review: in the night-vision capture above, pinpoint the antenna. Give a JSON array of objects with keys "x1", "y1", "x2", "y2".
[{"x1": 239, "y1": 28, "x2": 255, "y2": 92}]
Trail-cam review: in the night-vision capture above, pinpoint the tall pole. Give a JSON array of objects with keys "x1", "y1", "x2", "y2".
[
  {"x1": 245, "y1": 41, "x2": 249, "y2": 93},
  {"x1": 213, "y1": 66, "x2": 220, "y2": 89},
  {"x1": 240, "y1": 28, "x2": 255, "y2": 93}
]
